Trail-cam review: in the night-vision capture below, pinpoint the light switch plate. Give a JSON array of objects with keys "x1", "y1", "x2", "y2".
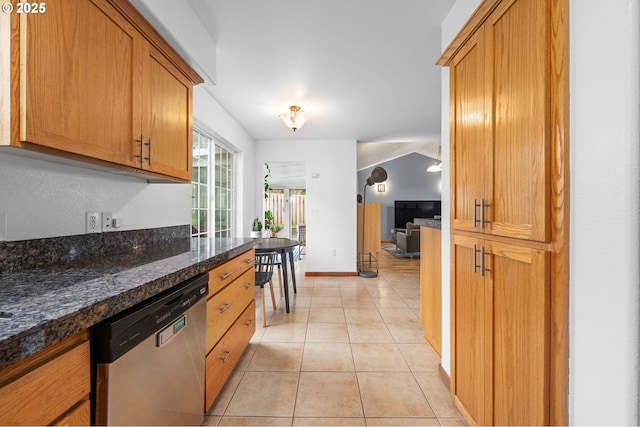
[{"x1": 102, "y1": 212, "x2": 112, "y2": 232}]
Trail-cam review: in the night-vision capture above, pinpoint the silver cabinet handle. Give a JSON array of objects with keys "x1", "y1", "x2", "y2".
[
  {"x1": 474, "y1": 198, "x2": 491, "y2": 228},
  {"x1": 473, "y1": 244, "x2": 480, "y2": 273},
  {"x1": 245, "y1": 319, "x2": 254, "y2": 327},
  {"x1": 148, "y1": 137, "x2": 153, "y2": 165},
  {"x1": 473, "y1": 199, "x2": 480, "y2": 227},
  {"x1": 244, "y1": 282, "x2": 253, "y2": 289},
  {"x1": 220, "y1": 350, "x2": 233, "y2": 363},
  {"x1": 481, "y1": 246, "x2": 491, "y2": 277},
  {"x1": 219, "y1": 302, "x2": 232, "y2": 313},
  {"x1": 220, "y1": 271, "x2": 233, "y2": 280},
  {"x1": 135, "y1": 134, "x2": 145, "y2": 160},
  {"x1": 480, "y1": 198, "x2": 491, "y2": 229},
  {"x1": 245, "y1": 258, "x2": 254, "y2": 264}
]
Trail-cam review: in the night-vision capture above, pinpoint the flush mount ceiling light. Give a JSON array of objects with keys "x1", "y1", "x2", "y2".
[
  {"x1": 279, "y1": 105, "x2": 308, "y2": 131},
  {"x1": 427, "y1": 145, "x2": 442, "y2": 173}
]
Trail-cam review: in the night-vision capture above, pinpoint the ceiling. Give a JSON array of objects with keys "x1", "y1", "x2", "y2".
[{"x1": 133, "y1": 0, "x2": 454, "y2": 170}]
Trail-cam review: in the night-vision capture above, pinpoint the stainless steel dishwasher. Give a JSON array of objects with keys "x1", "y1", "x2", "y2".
[{"x1": 92, "y1": 273, "x2": 209, "y2": 426}]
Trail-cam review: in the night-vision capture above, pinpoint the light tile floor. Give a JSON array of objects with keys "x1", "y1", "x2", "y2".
[{"x1": 204, "y1": 259, "x2": 466, "y2": 426}]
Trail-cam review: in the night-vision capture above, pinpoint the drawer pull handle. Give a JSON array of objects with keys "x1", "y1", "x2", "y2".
[
  {"x1": 245, "y1": 258, "x2": 253, "y2": 264},
  {"x1": 245, "y1": 319, "x2": 254, "y2": 327},
  {"x1": 220, "y1": 271, "x2": 233, "y2": 280},
  {"x1": 221, "y1": 350, "x2": 233, "y2": 363},
  {"x1": 244, "y1": 282, "x2": 253, "y2": 289},
  {"x1": 219, "y1": 302, "x2": 232, "y2": 313}
]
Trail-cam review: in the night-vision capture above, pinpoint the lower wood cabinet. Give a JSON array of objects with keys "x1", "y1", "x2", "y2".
[
  {"x1": 451, "y1": 233, "x2": 550, "y2": 425},
  {"x1": 205, "y1": 249, "x2": 256, "y2": 412},
  {"x1": 0, "y1": 330, "x2": 91, "y2": 426},
  {"x1": 205, "y1": 301, "x2": 256, "y2": 411},
  {"x1": 419, "y1": 226, "x2": 442, "y2": 357}
]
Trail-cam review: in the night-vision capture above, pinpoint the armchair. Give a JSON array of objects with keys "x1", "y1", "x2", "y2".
[{"x1": 396, "y1": 222, "x2": 421, "y2": 259}]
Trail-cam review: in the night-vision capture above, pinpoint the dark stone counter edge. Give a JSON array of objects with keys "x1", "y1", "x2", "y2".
[
  {"x1": 414, "y1": 218, "x2": 442, "y2": 229},
  {"x1": 0, "y1": 240, "x2": 256, "y2": 371}
]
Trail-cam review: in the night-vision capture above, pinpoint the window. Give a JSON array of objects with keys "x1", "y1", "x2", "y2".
[
  {"x1": 214, "y1": 145, "x2": 234, "y2": 237},
  {"x1": 191, "y1": 129, "x2": 235, "y2": 238},
  {"x1": 192, "y1": 131, "x2": 209, "y2": 238}
]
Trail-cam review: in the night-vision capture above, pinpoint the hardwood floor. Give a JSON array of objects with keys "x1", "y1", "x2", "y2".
[{"x1": 376, "y1": 245, "x2": 421, "y2": 275}]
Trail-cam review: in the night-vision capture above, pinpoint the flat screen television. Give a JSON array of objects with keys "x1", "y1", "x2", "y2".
[{"x1": 394, "y1": 200, "x2": 441, "y2": 228}]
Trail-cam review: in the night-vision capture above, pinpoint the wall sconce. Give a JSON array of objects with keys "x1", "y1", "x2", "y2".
[
  {"x1": 427, "y1": 145, "x2": 442, "y2": 173},
  {"x1": 377, "y1": 184, "x2": 386, "y2": 192},
  {"x1": 279, "y1": 105, "x2": 308, "y2": 131}
]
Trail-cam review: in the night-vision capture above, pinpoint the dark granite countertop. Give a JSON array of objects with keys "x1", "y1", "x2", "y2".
[
  {"x1": 0, "y1": 237, "x2": 255, "y2": 370},
  {"x1": 413, "y1": 218, "x2": 442, "y2": 229}
]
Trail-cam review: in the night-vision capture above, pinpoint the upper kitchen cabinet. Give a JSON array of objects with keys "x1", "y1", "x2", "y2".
[
  {"x1": 0, "y1": 0, "x2": 203, "y2": 182},
  {"x1": 444, "y1": 0, "x2": 552, "y2": 242}
]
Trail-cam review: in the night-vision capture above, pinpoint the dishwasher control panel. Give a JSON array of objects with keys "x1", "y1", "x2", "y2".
[
  {"x1": 157, "y1": 315, "x2": 187, "y2": 347},
  {"x1": 92, "y1": 273, "x2": 209, "y2": 363}
]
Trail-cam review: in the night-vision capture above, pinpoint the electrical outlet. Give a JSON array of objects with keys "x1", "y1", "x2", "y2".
[
  {"x1": 86, "y1": 212, "x2": 101, "y2": 233},
  {"x1": 102, "y1": 212, "x2": 112, "y2": 232}
]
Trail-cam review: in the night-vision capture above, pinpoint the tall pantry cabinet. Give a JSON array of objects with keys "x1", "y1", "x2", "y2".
[{"x1": 438, "y1": 0, "x2": 569, "y2": 425}]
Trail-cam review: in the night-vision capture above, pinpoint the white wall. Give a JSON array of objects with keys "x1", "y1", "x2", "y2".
[
  {"x1": 255, "y1": 139, "x2": 357, "y2": 273},
  {"x1": 439, "y1": 0, "x2": 482, "y2": 377},
  {"x1": 441, "y1": 0, "x2": 640, "y2": 424},
  {"x1": 0, "y1": 151, "x2": 191, "y2": 241},
  {"x1": 569, "y1": 0, "x2": 639, "y2": 424}
]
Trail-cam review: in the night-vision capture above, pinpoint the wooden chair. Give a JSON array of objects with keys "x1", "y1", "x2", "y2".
[{"x1": 255, "y1": 251, "x2": 278, "y2": 327}]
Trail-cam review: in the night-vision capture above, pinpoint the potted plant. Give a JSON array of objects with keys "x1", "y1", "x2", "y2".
[
  {"x1": 270, "y1": 223, "x2": 283, "y2": 238},
  {"x1": 264, "y1": 210, "x2": 274, "y2": 235},
  {"x1": 250, "y1": 217, "x2": 262, "y2": 238}
]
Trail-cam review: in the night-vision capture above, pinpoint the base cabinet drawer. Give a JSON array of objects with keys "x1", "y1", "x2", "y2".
[
  {"x1": 54, "y1": 400, "x2": 91, "y2": 426},
  {"x1": 208, "y1": 249, "x2": 255, "y2": 295},
  {"x1": 205, "y1": 300, "x2": 256, "y2": 412},
  {"x1": 0, "y1": 331, "x2": 90, "y2": 426},
  {"x1": 206, "y1": 268, "x2": 255, "y2": 352}
]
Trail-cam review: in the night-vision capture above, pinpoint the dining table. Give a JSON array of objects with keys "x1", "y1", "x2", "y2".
[{"x1": 254, "y1": 237, "x2": 300, "y2": 313}]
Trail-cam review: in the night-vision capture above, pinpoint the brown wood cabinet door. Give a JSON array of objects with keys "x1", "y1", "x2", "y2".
[
  {"x1": 451, "y1": 233, "x2": 489, "y2": 425},
  {"x1": 356, "y1": 203, "x2": 381, "y2": 254},
  {"x1": 140, "y1": 44, "x2": 193, "y2": 181},
  {"x1": 419, "y1": 227, "x2": 442, "y2": 357},
  {"x1": 21, "y1": 0, "x2": 138, "y2": 167},
  {"x1": 489, "y1": 240, "x2": 550, "y2": 425},
  {"x1": 486, "y1": 0, "x2": 551, "y2": 242},
  {"x1": 450, "y1": 30, "x2": 492, "y2": 234}
]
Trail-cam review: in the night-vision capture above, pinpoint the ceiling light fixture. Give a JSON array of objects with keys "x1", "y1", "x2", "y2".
[
  {"x1": 279, "y1": 105, "x2": 308, "y2": 131},
  {"x1": 427, "y1": 146, "x2": 442, "y2": 173}
]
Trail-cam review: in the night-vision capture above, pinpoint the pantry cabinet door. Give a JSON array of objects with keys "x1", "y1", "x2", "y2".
[
  {"x1": 451, "y1": 233, "x2": 491, "y2": 425},
  {"x1": 450, "y1": 30, "x2": 492, "y2": 234},
  {"x1": 489, "y1": 240, "x2": 550, "y2": 425},
  {"x1": 21, "y1": 0, "x2": 138, "y2": 167},
  {"x1": 140, "y1": 44, "x2": 193, "y2": 182},
  {"x1": 487, "y1": 0, "x2": 551, "y2": 242}
]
